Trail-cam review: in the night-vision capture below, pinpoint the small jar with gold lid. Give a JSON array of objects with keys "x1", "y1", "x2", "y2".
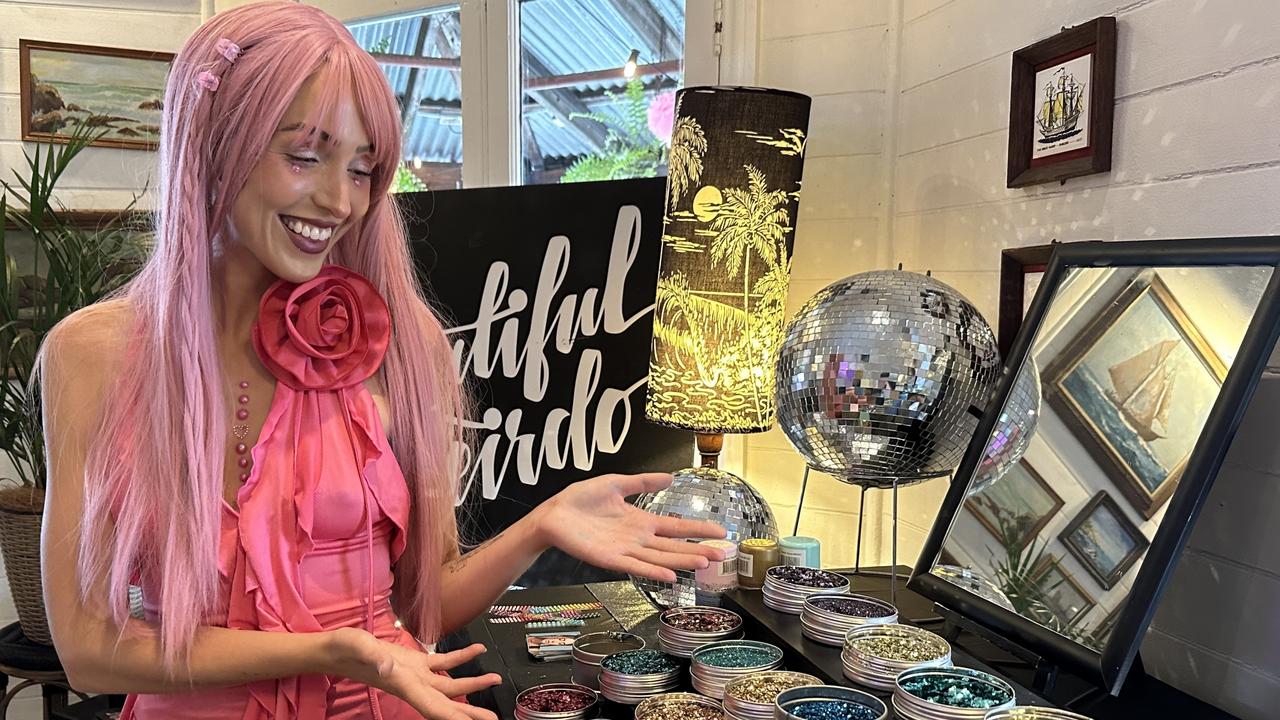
[{"x1": 736, "y1": 538, "x2": 779, "y2": 589}]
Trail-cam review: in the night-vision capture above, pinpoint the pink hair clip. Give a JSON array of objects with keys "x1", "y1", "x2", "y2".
[
  {"x1": 195, "y1": 70, "x2": 220, "y2": 93},
  {"x1": 214, "y1": 38, "x2": 241, "y2": 63}
]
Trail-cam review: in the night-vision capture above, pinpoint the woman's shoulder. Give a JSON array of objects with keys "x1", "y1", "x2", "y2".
[
  {"x1": 44, "y1": 299, "x2": 134, "y2": 379},
  {"x1": 47, "y1": 298, "x2": 132, "y2": 351}
]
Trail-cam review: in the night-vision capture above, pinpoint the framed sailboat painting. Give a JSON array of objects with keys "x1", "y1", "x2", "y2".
[
  {"x1": 1006, "y1": 17, "x2": 1116, "y2": 187},
  {"x1": 1042, "y1": 272, "x2": 1227, "y2": 519}
]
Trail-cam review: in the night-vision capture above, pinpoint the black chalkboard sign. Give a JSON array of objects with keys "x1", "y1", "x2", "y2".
[{"x1": 403, "y1": 177, "x2": 691, "y2": 586}]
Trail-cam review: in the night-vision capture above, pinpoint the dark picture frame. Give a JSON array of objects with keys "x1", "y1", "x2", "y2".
[
  {"x1": 1042, "y1": 273, "x2": 1227, "y2": 519},
  {"x1": 965, "y1": 458, "x2": 1064, "y2": 551},
  {"x1": 20, "y1": 39, "x2": 174, "y2": 151},
  {"x1": 1059, "y1": 492, "x2": 1150, "y2": 590},
  {"x1": 1033, "y1": 556, "x2": 1095, "y2": 627},
  {"x1": 911, "y1": 237, "x2": 1280, "y2": 693},
  {"x1": 1007, "y1": 17, "x2": 1117, "y2": 188},
  {"x1": 998, "y1": 243, "x2": 1056, "y2": 357}
]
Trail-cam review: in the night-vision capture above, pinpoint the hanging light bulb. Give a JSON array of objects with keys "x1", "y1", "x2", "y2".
[{"x1": 623, "y1": 49, "x2": 639, "y2": 79}]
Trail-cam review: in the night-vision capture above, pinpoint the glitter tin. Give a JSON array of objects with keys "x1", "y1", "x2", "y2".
[
  {"x1": 634, "y1": 692, "x2": 725, "y2": 720},
  {"x1": 572, "y1": 631, "x2": 645, "y2": 690},
  {"x1": 722, "y1": 670, "x2": 821, "y2": 720},
  {"x1": 894, "y1": 667, "x2": 1016, "y2": 720},
  {"x1": 983, "y1": 709, "x2": 1095, "y2": 720},
  {"x1": 689, "y1": 639, "x2": 784, "y2": 700},
  {"x1": 775, "y1": 685, "x2": 888, "y2": 720},
  {"x1": 514, "y1": 683, "x2": 599, "y2": 720}
]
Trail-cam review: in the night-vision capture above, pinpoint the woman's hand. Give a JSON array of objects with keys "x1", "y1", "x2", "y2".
[
  {"x1": 535, "y1": 472, "x2": 728, "y2": 582},
  {"x1": 328, "y1": 628, "x2": 501, "y2": 720}
]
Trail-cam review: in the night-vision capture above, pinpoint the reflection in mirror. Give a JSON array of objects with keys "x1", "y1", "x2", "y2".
[{"x1": 931, "y1": 265, "x2": 1272, "y2": 652}]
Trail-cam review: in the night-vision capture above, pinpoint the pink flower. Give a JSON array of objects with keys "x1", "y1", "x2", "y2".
[
  {"x1": 252, "y1": 265, "x2": 391, "y2": 390},
  {"x1": 214, "y1": 38, "x2": 241, "y2": 63},
  {"x1": 195, "y1": 71, "x2": 220, "y2": 93},
  {"x1": 647, "y1": 90, "x2": 676, "y2": 144}
]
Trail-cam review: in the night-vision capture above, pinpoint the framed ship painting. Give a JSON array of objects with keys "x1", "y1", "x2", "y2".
[
  {"x1": 1043, "y1": 272, "x2": 1227, "y2": 519},
  {"x1": 1006, "y1": 17, "x2": 1116, "y2": 187}
]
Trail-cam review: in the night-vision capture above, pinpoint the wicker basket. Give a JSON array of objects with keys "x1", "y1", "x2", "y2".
[{"x1": 0, "y1": 488, "x2": 51, "y2": 645}]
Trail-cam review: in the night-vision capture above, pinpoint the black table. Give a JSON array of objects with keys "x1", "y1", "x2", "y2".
[
  {"x1": 59, "y1": 576, "x2": 1238, "y2": 719},
  {"x1": 457, "y1": 575, "x2": 1238, "y2": 720}
]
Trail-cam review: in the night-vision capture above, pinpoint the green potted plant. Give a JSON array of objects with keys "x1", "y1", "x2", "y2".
[
  {"x1": 0, "y1": 122, "x2": 148, "y2": 643},
  {"x1": 559, "y1": 77, "x2": 670, "y2": 183}
]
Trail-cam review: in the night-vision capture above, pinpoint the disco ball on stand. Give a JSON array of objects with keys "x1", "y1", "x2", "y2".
[
  {"x1": 774, "y1": 270, "x2": 1001, "y2": 601},
  {"x1": 630, "y1": 467, "x2": 778, "y2": 607}
]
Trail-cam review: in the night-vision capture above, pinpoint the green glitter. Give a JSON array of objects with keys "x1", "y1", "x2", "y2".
[
  {"x1": 901, "y1": 675, "x2": 1012, "y2": 708},
  {"x1": 695, "y1": 646, "x2": 778, "y2": 668},
  {"x1": 601, "y1": 649, "x2": 680, "y2": 675}
]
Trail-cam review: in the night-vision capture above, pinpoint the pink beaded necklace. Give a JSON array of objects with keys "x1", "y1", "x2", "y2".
[{"x1": 231, "y1": 379, "x2": 252, "y2": 482}]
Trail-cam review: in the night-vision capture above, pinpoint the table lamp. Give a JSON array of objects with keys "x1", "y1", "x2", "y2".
[{"x1": 632, "y1": 86, "x2": 811, "y2": 607}]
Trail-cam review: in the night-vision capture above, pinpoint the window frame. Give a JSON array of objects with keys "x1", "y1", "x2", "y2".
[{"x1": 340, "y1": 0, "x2": 736, "y2": 188}]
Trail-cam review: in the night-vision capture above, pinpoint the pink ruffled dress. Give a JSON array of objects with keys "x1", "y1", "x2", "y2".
[{"x1": 122, "y1": 265, "x2": 436, "y2": 719}]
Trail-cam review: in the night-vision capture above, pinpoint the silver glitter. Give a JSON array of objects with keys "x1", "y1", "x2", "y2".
[
  {"x1": 631, "y1": 467, "x2": 778, "y2": 607},
  {"x1": 967, "y1": 358, "x2": 1041, "y2": 495},
  {"x1": 775, "y1": 270, "x2": 1000, "y2": 486}
]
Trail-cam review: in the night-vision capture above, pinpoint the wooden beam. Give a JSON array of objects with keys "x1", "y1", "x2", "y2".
[
  {"x1": 399, "y1": 16, "x2": 434, "y2": 131},
  {"x1": 524, "y1": 59, "x2": 683, "y2": 91},
  {"x1": 369, "y1": 52, "x2": 459, "y2": 70},
  {"x1": 521, "y1": 52, "x2": 609, "y2": 151}
]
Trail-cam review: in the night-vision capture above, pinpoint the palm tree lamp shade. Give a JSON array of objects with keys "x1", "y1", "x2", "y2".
[
  {"x1": 633, "y1": 86, "x2": 810, "y2": 607},
  {"x1": 645, "y1": 86, "x2": 812, "y2": 448}
]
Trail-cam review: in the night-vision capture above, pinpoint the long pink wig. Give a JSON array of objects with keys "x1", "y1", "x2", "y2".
[{"x1": 52, "y1": 1, "x2": 462, "y2": 676}]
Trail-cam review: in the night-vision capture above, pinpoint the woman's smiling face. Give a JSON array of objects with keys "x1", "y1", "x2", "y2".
[{"x1": 226, "y1": 72, "x2": 375, "y2": 283}]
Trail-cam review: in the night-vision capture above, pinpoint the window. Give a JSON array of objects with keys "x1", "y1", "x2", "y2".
[
  {"x1": 348, "y1": 5, "x2": 464, "y2": 191},
  {"x1": 347, "y1": 0, "x2": 712, "y2": 189},
  {"x1": 518, "y1": 0, "x2": 685, "y2": 185}
]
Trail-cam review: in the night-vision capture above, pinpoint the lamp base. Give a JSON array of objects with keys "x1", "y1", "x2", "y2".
[{"x1": 696, "y1": 432, "x2": 723, "y2": 469}]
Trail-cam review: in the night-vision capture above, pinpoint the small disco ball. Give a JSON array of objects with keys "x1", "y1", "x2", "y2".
[
  {"x1": 968, "y1": 358, "x2": 1042, "y2": 496},
  {"x1": 631, "y1": 466, "x2": 778, "y2": 607},
  {"x1": 775, "y1": 270, "x2": 1000, "y2": 487}
]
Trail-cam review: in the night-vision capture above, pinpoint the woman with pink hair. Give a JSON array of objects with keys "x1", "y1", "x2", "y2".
[{"x1": 36, "y1": 3, "x2": 724, "y2": 719}]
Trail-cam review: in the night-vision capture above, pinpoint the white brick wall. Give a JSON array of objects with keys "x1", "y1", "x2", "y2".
[
  {"x1": 743, "y1": 0, "x2": 1280, "y2": 715},
  {"x1": 742, "y1": 0, "x2": 897, "y2": 569}
]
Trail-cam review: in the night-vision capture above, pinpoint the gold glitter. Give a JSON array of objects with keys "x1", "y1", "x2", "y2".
[
  {"x1": 726, "y1": 672, "x2": 821, "y2": 704},
  {"x1": 848, "y1": 635, "x2": 944, "y2": 662},
  {"x1": 636, "y1": 702, "x2": 724, "y2": 720},
  {"x1": 741, "y1": 538, "x2": 778, "y2": 548}
]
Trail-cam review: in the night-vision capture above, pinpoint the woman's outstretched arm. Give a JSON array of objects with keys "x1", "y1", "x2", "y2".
[{"x1": 437, "y1": 473, "x2": 727, "y2": 635}]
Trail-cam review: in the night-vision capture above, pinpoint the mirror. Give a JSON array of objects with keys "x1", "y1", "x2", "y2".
[{"x1": 910, "y1": 239, "x2": 1280, "y2": 694}]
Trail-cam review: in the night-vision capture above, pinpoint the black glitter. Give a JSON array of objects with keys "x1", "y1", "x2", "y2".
[
  {"x1": 809, "y1": 596, "x2": 893, "y2": 618},
  {"x1": 768, "y1": 566, "x2": 847, "y2": 588}
]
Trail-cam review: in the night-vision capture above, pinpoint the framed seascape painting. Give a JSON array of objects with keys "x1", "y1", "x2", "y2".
[
  {"x1": 965, "y1": 458, "x2": 1064, "y2": 551},
  {"x1": 1059, "y1": 492, "x2": 1149, "y2": 590},
  {"x1": 1044, "y1": 272, "x2": 1227, "y2": 519},
  {"x1": 20, "y1": 40, "x2": 174, "y2": 151},
  {"x1": 1006, "y1": 17, "x2": 1116, "y2": 187}
]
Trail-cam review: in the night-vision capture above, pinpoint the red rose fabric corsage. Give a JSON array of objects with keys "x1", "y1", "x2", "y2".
[{"x1": 252, "y1": 265, "x2": 391, "y2": 390}]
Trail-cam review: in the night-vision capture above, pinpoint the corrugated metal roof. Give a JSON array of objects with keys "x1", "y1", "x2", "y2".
[{"x1": 347, "y1": 0, "x2": 684, "y2": 165}]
